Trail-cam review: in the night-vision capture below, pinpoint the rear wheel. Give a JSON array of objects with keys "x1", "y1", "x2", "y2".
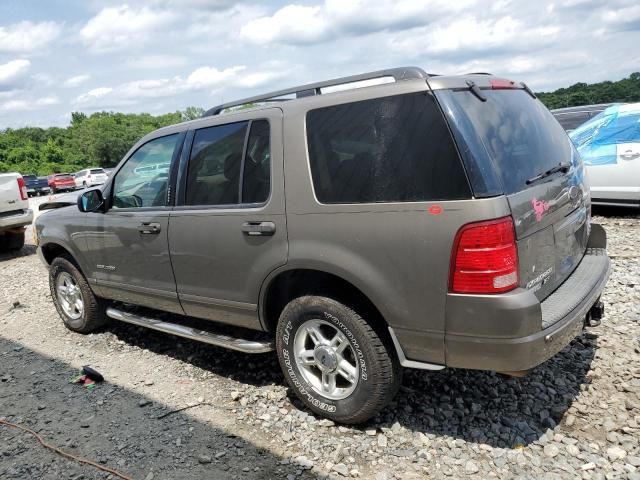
[
  {"x1": 276, "y1": 295, "x2": 401, "y2": 424},
  {"x1": 49, "y1": 256, "x2": 108, "y2": 333}
]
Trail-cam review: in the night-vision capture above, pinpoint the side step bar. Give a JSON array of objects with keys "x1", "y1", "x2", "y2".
[{"x1": 106, "y1": 307, "x2": 274, "y2": 354}]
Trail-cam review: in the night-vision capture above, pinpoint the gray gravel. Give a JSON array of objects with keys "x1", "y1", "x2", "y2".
[{"x1": 0, "y1": 206, "x2": 638, "y2": 479}]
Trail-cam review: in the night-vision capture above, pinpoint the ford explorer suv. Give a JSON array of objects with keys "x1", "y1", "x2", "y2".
[
  {"x1": 48, "y1": 173, "x2": 76, "y2": 193},
  {"x1": 35, "y1": 67, "x2": 611, "y2": 423},
  {"x1": 0, "y1": 173, "x2": 33, "y2": 251}
]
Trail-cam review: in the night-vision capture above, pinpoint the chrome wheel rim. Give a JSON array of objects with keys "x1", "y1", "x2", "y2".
[
  {"x1": 56, "y1": 272, "x2": 84, "y2": 320},
  {"x1": 293, "y1": 319, "x2": 359, "y2": 400}
]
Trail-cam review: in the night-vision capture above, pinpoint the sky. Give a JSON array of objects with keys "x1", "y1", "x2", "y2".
[{"x1": 0, "y1": 0, "x2": 639, "y2": 128}]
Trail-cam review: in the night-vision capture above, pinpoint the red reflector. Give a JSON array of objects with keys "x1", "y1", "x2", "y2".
[
  {"x1": 17, "y1": 177, "x2": 28, "y2": 201},
  {"x1": 490, "y1": 78, "x2": 517, "y2": 90},
  {"x1": 450, "y1": 216, "x2": 519, "y2": 294}
]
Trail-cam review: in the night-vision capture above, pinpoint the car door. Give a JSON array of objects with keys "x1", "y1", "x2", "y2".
[
  {"x1": 84, "y1": 131, "x2": 186, "y2": 314},
  {"x1": 169, "y1": 109, "x2": 287, "y2": 329},
  {"x1": 580, "y1": 111, "x2": 640, "y2": 202}
]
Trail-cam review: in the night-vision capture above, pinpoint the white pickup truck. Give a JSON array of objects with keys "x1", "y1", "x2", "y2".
[{"x1": 0, "y1": 173, "x2": 33, "y2": 251}]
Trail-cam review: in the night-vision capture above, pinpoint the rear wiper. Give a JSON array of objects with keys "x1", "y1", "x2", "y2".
[
  {"x1": 525, "y1": 162, "x2": 571, "y2": 185},
  {"x1": 465, "y1": 80, "x2": 487, "y2": 102}
]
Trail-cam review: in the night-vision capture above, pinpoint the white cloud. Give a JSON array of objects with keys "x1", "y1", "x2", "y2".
[
  {"x1": 0, "y1": 21, "x2": 62, "y2": 53},
  {"x1": 74, "y1": 66, "x2": 247, "y2": 108},
  {"x1": 0, "y1": 95, "x2": 59, "y2": 112},
  {"x1": 389, "y1": 16, "x2": 559, "y2": 57},
  {"x1": 64, "y1": 74, "x2": 91, "y2": 87},
  {"x1": 240, "y1": 0, "x2": 474, "y2": 45},
  {"x1": 80, "y1": 5, "x2": 177, "y2": 51},
  {"x1": 125, "y1": 54, "x2": 187, "y2": 69},
  {"x1": 241, "y1": 5, "x2": 328, "y2": 44},
  {"x1": 0, "y1": 59, "x2": 31, "y2": 87}
]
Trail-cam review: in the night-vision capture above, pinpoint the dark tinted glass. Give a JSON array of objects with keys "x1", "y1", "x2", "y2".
[
  {"x1": 306, "y1": 92, "x2": 470, "y2": 203},
  {"x1": 437, "y1": 89, "x2": 573, "y2": 195},
  {"x1": 186, "y1": 122, "x2": 248, "y2": 206},
  {"x1": 242, "y1": 120, "x2": 271, "y2": 204}
]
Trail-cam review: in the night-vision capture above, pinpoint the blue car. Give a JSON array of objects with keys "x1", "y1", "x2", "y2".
[{"x1": 570, "y1": 103, "x2": 640, "y2": 207}]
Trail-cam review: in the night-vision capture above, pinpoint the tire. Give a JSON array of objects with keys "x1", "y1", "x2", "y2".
[
  {"x1": 49, "y1": 255, "x2": 108, "y2": 333},
  {"x1": 83, "y1": 181, "x2": 87, "y2": 188},
  {"x1": 5, "y1": 231, "x2": 25, "y2": 251},
  {"x1": 276, "y1": 295, "x2": 401, "y2": 424},
  {"x1": 51, "y1": 187, "x2": 57, "y2": 194}
]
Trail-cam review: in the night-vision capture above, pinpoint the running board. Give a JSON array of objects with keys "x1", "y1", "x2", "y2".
[{"x1": 105, "y1": 307, "x2": 274, "y2": 353}]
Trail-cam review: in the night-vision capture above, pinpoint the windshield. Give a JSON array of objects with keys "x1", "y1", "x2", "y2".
[{"x1": 436, "y1": 89, "x2": 574, "y2": 195}]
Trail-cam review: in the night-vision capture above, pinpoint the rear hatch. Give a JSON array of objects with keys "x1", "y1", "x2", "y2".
[
  {"x1": 435, "y1": 83, "x2": 590, "y2": 300},
  {"x1": 89, "y1": 169, "x2": 108, "y2": 183},
  {"x1": 0, "y1": 173, "x2": 28, "y2": 214}
]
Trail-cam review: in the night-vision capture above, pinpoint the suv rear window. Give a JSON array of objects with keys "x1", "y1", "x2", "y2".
[
  {"x1": 435, "y1": 89, "x2": 574, "y2": 195},
  {"x1": 306, "y1": 92, "x2": 470, "y2": 204},
  {"x1": 90, "y1": 169, "x2": 105, "y2": 174}
]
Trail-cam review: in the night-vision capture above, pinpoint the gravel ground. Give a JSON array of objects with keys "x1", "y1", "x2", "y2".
[{"x1": 1, "y1": 206, "x2": 639, "y2": 479}]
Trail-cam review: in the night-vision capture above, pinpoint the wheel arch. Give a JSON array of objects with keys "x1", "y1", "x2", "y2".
[
  {"x1": 40, "y1": 241, "x2": 81, "y2": 269},
  {"x1": 260, "y1": 267, "x2": 392, "y2": 345}
]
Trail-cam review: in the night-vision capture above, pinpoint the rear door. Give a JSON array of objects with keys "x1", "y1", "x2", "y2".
[
  {"x1": 169, "y1": 109, "x2": 287, "y2": 330},
  {"x1": 436, "y1": 87, "x2": 590, "y2": 300},
  {"x1": 84, "y1": 132, "x2": 185, "y2": 314}
]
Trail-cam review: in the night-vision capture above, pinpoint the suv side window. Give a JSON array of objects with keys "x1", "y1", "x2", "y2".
[
  {"x1": 306, "y1": 92, "x2": 471, "y2": 203},
  {"x1": 112, "y1": 134, "x2": 180, "y2": 209},
  {"x1": 185, "y1": 119, "x2": 271, "y2": 206}
]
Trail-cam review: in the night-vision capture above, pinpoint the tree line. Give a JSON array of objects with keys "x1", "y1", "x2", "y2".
[
  {"x1": 0, "y1": 107, "x2": 204, "y2": 176},
  {"x1": 1, "y1": 72, "x2": 639, "y2": 176},
  {"x1": 537, "y1": 72, "x2": 640, "y2": 109}
]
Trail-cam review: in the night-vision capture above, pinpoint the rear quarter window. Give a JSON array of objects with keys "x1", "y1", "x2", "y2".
[{"x1": 306, "y1": 91, "x2": 471, "y2": 204}]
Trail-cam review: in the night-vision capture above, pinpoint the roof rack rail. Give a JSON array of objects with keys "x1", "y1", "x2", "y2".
[{"x1": 203, "y1": 66, "x2": 430, "y2": 117}]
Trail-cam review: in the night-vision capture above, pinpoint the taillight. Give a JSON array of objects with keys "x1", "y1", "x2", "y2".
[
  {"x1": 17, "y1": 177, "x2": 28, "y2": 201},
  {"x1": 450, "y1": 216, "x2": 519, "y2": 294}
]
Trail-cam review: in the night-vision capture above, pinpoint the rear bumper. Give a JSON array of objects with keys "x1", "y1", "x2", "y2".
[
  {"x1": 0, "y1": 209, "x2": 33, "y2": 230},
  {"x1": 444, "y1": 225, "x2": 611, "y2": 372}
]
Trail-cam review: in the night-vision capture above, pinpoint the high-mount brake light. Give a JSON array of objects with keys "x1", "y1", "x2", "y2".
[
  {"x1": 17, "y1": 177, "x2": 28, "y2": 200},
  {"x1": 490, "y1": 78, "x2": 518, "y2": 90},
  {"x1": 449, "y1": 216, "x2": 519, "y2": 294}
]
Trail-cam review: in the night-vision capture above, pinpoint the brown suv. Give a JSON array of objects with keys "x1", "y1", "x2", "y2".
[{"x1": 36, "y1": 67, "x2": 610, "y2": 423}]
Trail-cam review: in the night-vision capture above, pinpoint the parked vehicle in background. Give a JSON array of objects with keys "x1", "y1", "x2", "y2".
[
  {"x1": 0, "y1": 173, "x2": 32, "y2": 251},
  {"x1": 551, "y1": 104, "x2": 617, "y2": 131},
  {"x1": 36, "y1": 67, "x2": 611, "y2": 423},
  {"x1": 74, "y1": 168, "x2": 108, "y2": 188},
  {"x1": 22, "y1": 174, "x2": 51, "y2": 196},
  {"x1": 48, "y1": 173, "x2": 76, "y2": 194},
  {"x1": 570, "y1": 103, "x2": 640, "y2": 207}
]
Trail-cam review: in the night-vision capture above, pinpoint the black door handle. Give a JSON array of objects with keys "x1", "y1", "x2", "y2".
[
  {"x1": 138, "y1": 222, "x2": 161, "y2": 234},
  {"x1": 241, "y1": 221, "x2": 276, "y2": 236}
]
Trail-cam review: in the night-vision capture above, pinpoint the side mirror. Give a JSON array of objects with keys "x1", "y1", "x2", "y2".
[{"x1": 78, "y1": 189, "x2": 105, "y2": 213}]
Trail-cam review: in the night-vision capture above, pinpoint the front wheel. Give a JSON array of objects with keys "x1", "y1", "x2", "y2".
[
  {"x1": 49, "y1": 256, "x2": 108, "y2": 333},
  {"x1": 276, "y1": 295, "x2": 401, "y2": 424}
]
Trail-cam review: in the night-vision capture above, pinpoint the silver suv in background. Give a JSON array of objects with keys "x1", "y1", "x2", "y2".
[
  {"x1": 35, "y1": 67, "x2": 611, "y2": 423},
  {"x1": 74, "y1": 168, "x2": 108, "y2": 188}
]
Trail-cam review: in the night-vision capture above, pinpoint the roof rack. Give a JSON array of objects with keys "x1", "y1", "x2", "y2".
[{"x1": 203, "y1": 66, "x2": 430, "y2": 117}]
